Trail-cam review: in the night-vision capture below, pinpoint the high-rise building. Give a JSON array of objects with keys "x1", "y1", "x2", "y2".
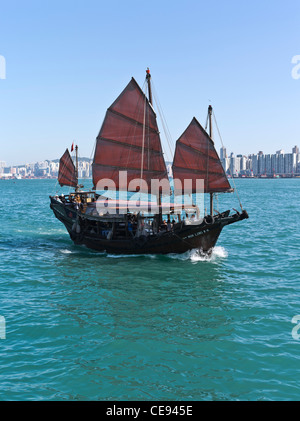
[
  {"x1": 220, "y1": 146, "x2": 226, "y2": 160},
  {"x1": 284, "y1": 153, "x2": 297, "y2": 174},
  {"x1": 265, "y1": 154, "x2": 272, "y2": 175},
  {"x1": 251, "y1": 154, "x2": 258, "y2": 175},
  {"x1": 229, "y1": 153, "x2": 240, "y2": 176},
  {"x1": 278, "y1": 152, "x2": 285, "y2": 174},
  {"x1": 258, "y1": 153, "x2": 265, "y2": 175},
  {"x1": 271, "y1": 154, "x2": 278, "y2": 174},
  {"x1": 0, "y1": 161, "x2": 6, "y2": 174}
]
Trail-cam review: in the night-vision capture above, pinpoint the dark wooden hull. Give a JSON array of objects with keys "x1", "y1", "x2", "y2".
[{"x1": 50, "y1": 197, "x2": 248, "y2": 255}]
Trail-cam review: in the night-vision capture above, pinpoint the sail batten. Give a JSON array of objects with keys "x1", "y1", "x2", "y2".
[
  {"x1": 172, "y1": 117, "x2": 231, "y2": 194},
  {"x1": 93, "y1": 77, "x2": 168, "y2": 191},
  {"x1": 94, "y1": 162, "x2": 168, "y2": 173},
  {"x1": 174, "y1": 140, "x2": 224, "y2": 163},
  {"x1": 58, "y1": 149, "x2": 77, "y2": 188},
  {"x1": 107, "y1": 108, "x2": 159, "y2": 134},
  {"x1": 96, "y1": 135, "x2": 165, "y2": 154},
  {"x1": 173, "y1": 165, "x2": 227, "y2": 177}
]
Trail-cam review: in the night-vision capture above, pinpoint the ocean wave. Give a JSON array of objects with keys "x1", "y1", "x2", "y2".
[
  {"x1": 166, "y1": 246, "x2": 227, "y2": 262},
  {"x1": 59, "y1": 249, "x2": 73, "y2": 254}
]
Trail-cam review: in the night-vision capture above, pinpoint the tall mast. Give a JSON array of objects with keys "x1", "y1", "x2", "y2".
[
  {"x1": 75, "y1": 144, "x2": 79, "y2": 192},
  {"x1": 146, "y1": 68, "x2": 161, "y2": 221},
  {"x1": 208, "y1": 105, "x2": 213, "y2": 139},
  {"x1": 208, "y1": 105, "x2": 214, "y2": 216},
  {"x1": 146, "y1": 68, "x2": 153, "y2": 105}
]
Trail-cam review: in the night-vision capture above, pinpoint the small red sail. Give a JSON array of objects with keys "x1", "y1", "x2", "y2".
[
  {"x1": 58, "y1": 148, "x2": 77, "y2": 188},
  {"x1": 172, "y1": 117, "x2": 231, "y2": 194},
  {"x1": 92, "y1": 78, "x2": 168, "y2": 192}
]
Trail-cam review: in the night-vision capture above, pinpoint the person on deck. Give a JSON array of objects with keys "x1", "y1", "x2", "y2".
[
  {"x1": 167, "y1": 218, "x2": 172, "y2": 232},
  {"x1": 128, "y1": 221, "x2": 134, "y2": 237}
]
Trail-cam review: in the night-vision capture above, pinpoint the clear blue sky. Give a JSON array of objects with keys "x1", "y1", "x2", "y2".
[{"x1": 0, "y1": 0, "x2": 300, "y2": 166}]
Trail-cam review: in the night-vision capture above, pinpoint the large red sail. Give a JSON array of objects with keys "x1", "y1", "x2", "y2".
[
  {"x1": 172, "y1": 117, "x2": 231, "y2": 194},
  {"x1": 58, "y1": 149, "x2": 77, "y2": 188},
  {"x1": 92, "y1": 78, "x2": 168, "y2": 192}
]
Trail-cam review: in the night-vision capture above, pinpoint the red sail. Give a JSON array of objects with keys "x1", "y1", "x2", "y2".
[
  {"x1": 172, "y1": 117, "x2": 231, "y2": 194},
  {"x1": 58, "y1": 149, "x2": 77, "y2": 188},
  {"x1": 92, "y1": 78, "x2": 168, "y2": 192}
]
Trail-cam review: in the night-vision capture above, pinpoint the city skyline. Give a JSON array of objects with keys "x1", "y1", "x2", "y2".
[
  {"x1": 2, "y1": 138, "x2": 300, "y2": 168},
  {"x1": 220, "y1": 145, "x2": 300, "y2": 177}
]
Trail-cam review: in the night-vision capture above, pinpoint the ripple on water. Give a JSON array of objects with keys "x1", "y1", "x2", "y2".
[{"x1": 0, "y1": 179, "x2": 300, "y2": 400}]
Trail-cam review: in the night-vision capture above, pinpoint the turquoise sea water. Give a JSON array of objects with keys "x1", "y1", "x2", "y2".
[{"x1": 0, "y1": 178, "x2": 300, "y2": 401}]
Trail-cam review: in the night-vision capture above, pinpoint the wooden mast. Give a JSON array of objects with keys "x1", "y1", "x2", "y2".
[
  {"x1": 208, "y1": 105, "x2": 214, "y2": 216},
  {"x1": 146, "y1": 68, "x2": 153, "y2": 106},
  {"x1": 75, "y1": 144, "x2": 79, "y2": 192},
  {"x1": 146, "y1": 68, "x2": 162, "y2": 223}
]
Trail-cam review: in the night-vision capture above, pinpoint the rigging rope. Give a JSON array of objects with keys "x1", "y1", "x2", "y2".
[
  {"x1": 151, "y1": 79, "x2": 175, "y2": 163},
  {"x1": 89, "y1": 138, "x2": 96, "y2": 165},
  {"x1": 124, "y1": 79, "x2": 147, "y2": 175},
  {"x1": 140, "y1": 89, "x2": 147, "y2": 184},
  {"x1": 206, "y1": 115, "x2": 210, "y2": 195},
  {"x1": 212, "y1": 110, "x2": 243, "y2": 211}
]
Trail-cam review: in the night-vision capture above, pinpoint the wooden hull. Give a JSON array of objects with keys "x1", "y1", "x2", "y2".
[{"x1": 50, "y1": 197, "x2": 248, "y2": 255}]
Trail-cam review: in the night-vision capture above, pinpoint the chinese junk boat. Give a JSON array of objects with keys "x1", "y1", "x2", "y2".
[{"x1": 50, "y1": 69, "x2": 248, "y2": 255}]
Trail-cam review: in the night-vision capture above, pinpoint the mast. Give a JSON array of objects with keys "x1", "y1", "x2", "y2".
[
  {"x1": 146, "y1": 68, "x2": 153, "y2": 105},
  {"x1": 208, "y1": 105, "x2": 213, "y2": 216},
  {"x1": 75, "y1": 144, "x2": 79, "y2": 192},
  {"x1": 146, "y1": 68, "x2": 162, "y2": 221}
]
